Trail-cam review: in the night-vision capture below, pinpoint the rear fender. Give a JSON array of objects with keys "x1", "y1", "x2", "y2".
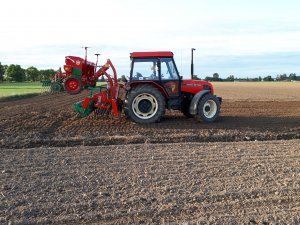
[{"x1": 189, "y1": 90, "x2": 210, "y2": 115}]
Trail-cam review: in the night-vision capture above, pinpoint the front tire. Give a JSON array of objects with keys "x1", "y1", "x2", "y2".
[
  {"x1": 126, "y1": 85, "x2": 165, "y2": 124},
  {"x1": 196, "y1": 94, "x2": 220, "y2": 123}
]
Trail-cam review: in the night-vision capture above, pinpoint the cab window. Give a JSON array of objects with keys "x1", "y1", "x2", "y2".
[
  {"x1": 132, "y1": 59, "x2": 159, "y2": 80},
  {"x1": 160, "y1": 58, "x2": 179, "y2": 80}
]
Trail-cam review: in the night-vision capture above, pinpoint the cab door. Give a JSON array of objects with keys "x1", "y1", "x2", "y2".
[{"x1": 159, "y1": 58, "x2": 180, "y2": 97}]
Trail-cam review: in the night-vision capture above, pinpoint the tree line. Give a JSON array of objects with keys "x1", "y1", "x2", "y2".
[
  {"x1": 0, "y1": 62, "x2": 56, "y2": 82},
  {"x1": 1, "y1": 61, "x2": 300, "y2": 82},
  {"x1": 194, "y1": 73, "x2": 300, "y2": 82}
]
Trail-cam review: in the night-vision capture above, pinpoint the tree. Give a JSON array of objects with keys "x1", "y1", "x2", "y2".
[
  {"x1": 0, "y1": 62, "x2": 4, "y2": 82},
  {"x1": 263, "y1": 75, "x2": 274, "y2": 81},
  {"x1": 226, "y1": 75, "x2": 234, "y2": 81},
  {"x1": 4, "y1": 64, "x2": 26, "y2": 82},
  {"x1": 192, "y1": 75, "x2": 200, "y2": 80},
  {"x1": 276, "y1": 73, "x2": 287, "y2": 81},
  {"x1": 204, "y1": 76, "x2": 210, "y2": 81},
  {"x1": 289, "y1": 73, "x2": 297, "y2": 81},
  {"x1": 213, "y1": 73, "x2": 220, "y2": 80},
  {"x1": 205, "y1": 73, "x2": 223, "y2": 82},
  {"x1": 39, "y1": 69, "x2": 56, "y2": 80},
  {"x1": 26, "y1": 66, "x2": 40, "y2": 81}
]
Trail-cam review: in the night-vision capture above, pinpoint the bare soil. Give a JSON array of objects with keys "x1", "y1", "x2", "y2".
[
  {"x1": 0, "y1": 83, "x2": 300, "y2": 224},
  {"x1": 1, "y1": 140, "x2": 300, "y2": 224},
  {"x1": 0, "y1": 90, "x2": 299, "y2": 149}
]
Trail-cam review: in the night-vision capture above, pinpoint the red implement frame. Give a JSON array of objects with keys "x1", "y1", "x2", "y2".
[{"x1": 89, "y1": 59, "x2": 120, "y2": 117}]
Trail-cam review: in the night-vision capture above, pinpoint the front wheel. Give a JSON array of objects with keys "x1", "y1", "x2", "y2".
[{"x1": 196, "y1": 94, "x2": 220, "y2": 123}]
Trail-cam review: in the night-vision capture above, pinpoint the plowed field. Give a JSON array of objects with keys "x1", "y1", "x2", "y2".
[{"x1": 1, "y1": 82, "x2": 300, "y2": 224}]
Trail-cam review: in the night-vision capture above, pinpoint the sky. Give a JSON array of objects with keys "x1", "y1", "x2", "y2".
[{"x1": 1, "y1": 0, "x2": 300, "y2": 79}]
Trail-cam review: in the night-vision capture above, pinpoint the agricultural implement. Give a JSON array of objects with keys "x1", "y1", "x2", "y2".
[
  {"x1": 50, "y1": 47, "x2": 101, "y2": 94},
  {"x1": 74, "y1": 51, "x2": 222, "y2": 124}
]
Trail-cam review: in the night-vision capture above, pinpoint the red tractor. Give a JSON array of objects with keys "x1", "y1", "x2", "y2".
[{"x1": 74, "y1": 51, "x2": 222, "y2": 123}]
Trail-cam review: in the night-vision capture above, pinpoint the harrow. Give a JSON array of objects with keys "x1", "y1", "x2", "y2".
[
  {"x1": 73, "y1": 60, "x2": 124, "y2": 119},
  {"x1": 40, "y1": 80, "x2": 51, "y2": 94}
]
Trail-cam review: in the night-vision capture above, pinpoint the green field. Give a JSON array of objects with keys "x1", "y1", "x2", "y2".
[
  {"x1": 0, "y1": 81, "x2": 106, "y2": 100},
  {"x1": 0, "y1": 82, "x2": 43, "y2": 99}
]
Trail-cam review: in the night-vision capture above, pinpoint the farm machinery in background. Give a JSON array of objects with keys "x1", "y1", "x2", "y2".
[
  {"x1": 74, "y1": 51, "x2": 222, "y2": 124},
  {"x1": 50, "y1": 47, "x2": 103, "y2": 94}
]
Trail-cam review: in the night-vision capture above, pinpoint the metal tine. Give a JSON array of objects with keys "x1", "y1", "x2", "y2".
[{"x1": 92, "y1": 107, "x2": 111, "y2": 120}]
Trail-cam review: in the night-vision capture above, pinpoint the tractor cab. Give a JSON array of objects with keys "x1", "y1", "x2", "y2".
[{"x1": 129, "y1": 52, "x2": 181, "y2": 107}]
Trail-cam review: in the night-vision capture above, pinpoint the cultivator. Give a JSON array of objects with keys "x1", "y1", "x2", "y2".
[{"x1": 73, "y1": 60, "x2": 125, "y2": 119}]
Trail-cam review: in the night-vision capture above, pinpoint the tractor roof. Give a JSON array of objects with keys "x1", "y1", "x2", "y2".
[{"x1": 130, "y1": 51, "x2": 174, "y2": 58}]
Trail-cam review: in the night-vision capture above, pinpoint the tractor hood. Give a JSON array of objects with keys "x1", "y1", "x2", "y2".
[{"x1": 181, "y1": 79, "x2": 214, "y2": 95}]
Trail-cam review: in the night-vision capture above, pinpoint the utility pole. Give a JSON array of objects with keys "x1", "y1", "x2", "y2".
[{"x1": 191, "y1": 48, "x2": 196, "y2": 79}]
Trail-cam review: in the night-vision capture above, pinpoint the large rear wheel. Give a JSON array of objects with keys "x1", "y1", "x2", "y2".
[
  {"x1": 126, "y1": 85, "x2": 165, "y2": 124},
  {"x1": 65, "y1": 77, "x2": 83, "y2": 95},
  {"x1": 196, "y1": 94, "x2": 220, "y2": 123}
]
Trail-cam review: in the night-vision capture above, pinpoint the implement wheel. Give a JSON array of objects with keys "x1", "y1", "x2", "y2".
[
  {"x1": 126, "y1": 85, "x2": 165, "y2": 124},
  {"x1": 51, "y1": 82, "x2": 63, "y2": 93},
  {"x1": 65, "y1": 77, "x2": 82, "y2": 95}
]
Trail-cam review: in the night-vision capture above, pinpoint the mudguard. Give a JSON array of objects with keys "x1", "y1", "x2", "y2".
[{"x1": 189, "y1": 90, "x2": 210, "y2": 115}]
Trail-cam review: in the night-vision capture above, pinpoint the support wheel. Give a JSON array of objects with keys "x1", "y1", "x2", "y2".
[
  {"x1": 65, "y1": 77, "x2": 83, "y2": 95},
  {"x1": 196, "y1": 94, "x2": 220, "y2": 123},
  {"x1": 126, "y1": 85, "x2": 165, "y2": 123},
  {"x1": 51, "y1": 82, "x2": 63, "y2": 93}
]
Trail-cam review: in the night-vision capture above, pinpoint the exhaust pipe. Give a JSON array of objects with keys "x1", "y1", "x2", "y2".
[{"x1": 191, "y1": 48, "x2": 196, "y2": 79}]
